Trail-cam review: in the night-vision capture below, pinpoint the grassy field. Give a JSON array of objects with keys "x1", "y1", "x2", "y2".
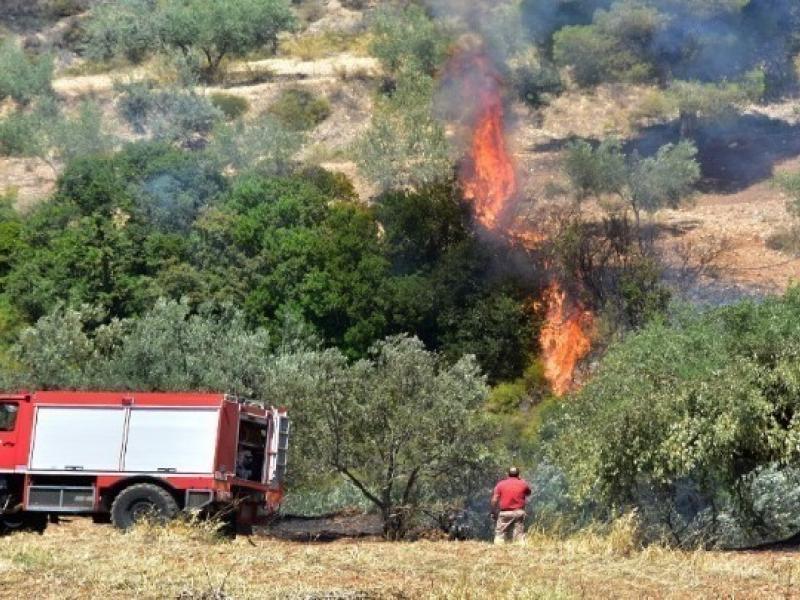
[{"x1": 0, "y1": 518, "x2": 796, "y2": 599}]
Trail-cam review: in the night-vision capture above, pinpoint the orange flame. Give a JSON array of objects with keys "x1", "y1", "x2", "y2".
[
  {"x1": 452, "y1": 48, "x2": 592, "y2": 395},
  {"x1": 455, "y1": 53, "x2": 517, "y2": 230},
  {"x1": 539, "y1": 283, "x2": 594, "y2": 396}
]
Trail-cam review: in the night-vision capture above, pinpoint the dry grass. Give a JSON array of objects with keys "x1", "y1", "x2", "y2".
[
  {"x1": 280, "y1": 31, "x2": 373, "y2": 62},
  {"x1": 0, "y1": 518, "x2": 797, "y2": 599}
]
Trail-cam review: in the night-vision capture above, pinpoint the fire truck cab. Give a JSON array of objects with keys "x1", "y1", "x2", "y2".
[{"x1": 0, "y1": 391, "x2": 289, "y2": 534}]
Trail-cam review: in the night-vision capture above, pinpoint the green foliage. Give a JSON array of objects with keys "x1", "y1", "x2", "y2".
[
  {"x1": 267, "y1": 88, "x2": 331, "y2": 131},
  {"x1": 264, "y1": 335, "x2": 493, "y2": 538},
  {"x1": 85, "y1": 0, "x2": 296, "y2": 77},
  {"x1": 0, "y1": 39, "x2": 54, "y2": 105},
  {"x1": 83, "y1": 0, "x2": 160, "y2": 64},
  {"x1": 207, "y1": 114, "x2": 303, "y2": 177},
  {"x1": 209, "y1": 93, "x2": 250, "y2": 120},
  {"x1": 0, "y1": 98, "x2": 114, "y2": 165},
  {"x1": 508, "y1": 51, "x2": 563, "y2": 108},
  {"x1": 564, "y1": 138, "x2": 627, "y2": 201},
  {"x1": 564, "y1": 138, "x2": 700, "y2": 221},
  {"x1": 2, "y1": 143, "x2": 225, "y2": 321},
  {"x1": 369, "y1": 5, "x2": 450, "y2": 77},
  {"x1": 775, "y1": 170, "x2": 800, "y2": 218},
  {"x1": 547, "y1": 0, "x2": 794, "y2": 98},
  {"x1": 487, "y1": 380, "x2": 527, "y2": 415},
  {"x1": 629, "y1": 142, "x2": 701, "y2": 215},
  {"x1": 0, "y1": 110, "x2": 44, "y2": 157},
  {"x1": 46, "y1": 101, "x2": 117, "y2": 166},
  {"x1": 0, "y1": 142, "x2": 534, "y2": 382},
  {"x1": 543, "y1": 288, "x2": 800, "y2": 545},
  {"x1": 667, "y1": 72, "x2": 766, "y2": 136},
  {"x1": 355, "y1": 70, "x2": 452, "y2": 192},
  {"x1": 116, "y1": 82, "x2": 223, "y2": 144}
]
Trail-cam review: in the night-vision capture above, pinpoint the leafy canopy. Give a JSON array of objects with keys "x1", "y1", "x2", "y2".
[{"x1": 85, "y1": 0, "x2": 296, "y2": 77}]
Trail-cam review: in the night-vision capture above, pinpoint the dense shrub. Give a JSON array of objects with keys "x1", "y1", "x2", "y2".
[
  {"x1": 544, "y1": 289, "x2": 800, "y2": 547},
  {"x1": 369, "y1": 5, "x2": 450, "y2": 77},
  {"x1": 0, "y1": 40, "x2": 54, "y2": 105},
  {"x1": 209, "y1": 93, "x2": 250, "y2": 120},
  {"x1": 267, "y1": 88, "x2": 331, "y2": 131},
  {"x1": 116, "y1": 82, "x2": 222, "y2": 144}
]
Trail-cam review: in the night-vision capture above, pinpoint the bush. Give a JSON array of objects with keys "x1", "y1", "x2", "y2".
[
  {"x1": 208, "y1": 115, "x2": 302, "y2": 175},
  {"x1": 0, "y1": 111, "x2": 42, "y2": 157},
  {"x1": 544, "y1": 288, "x2": 800, "y2": 547},
  {"x1": 268, "y1": 88, "x2": 331, "y2": 131},
  {"x1": 369, "y1": 5, "x2": 450, "y2": 76},
  {"x1": 354, "y1": 71, "x2": 451, "y2": 191},
  {"x1": 510, "y1": 56, "x2": 563, "y2": 108},
  {"x1": 0, "y1": 40, "x2": 54, "y2": 105},
  {"x1": 116, "y1": 83, "x2": 222, "y2": 144},
  {"x1": 209, "y1": 93, "x2": 249, "y2": 121},
  {"x1": 44, "y1": 0, "x2": 90, "y2": 18}
]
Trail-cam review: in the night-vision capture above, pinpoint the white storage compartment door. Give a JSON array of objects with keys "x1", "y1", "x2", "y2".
[
  {"x1": 123, "y1": 408, "x2": 219, "y2": 474},
  {"x1": 30, "y1": 407, "x2": 126, "y2": 471}
]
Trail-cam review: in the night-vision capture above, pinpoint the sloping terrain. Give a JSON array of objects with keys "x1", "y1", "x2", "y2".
[{"x1": 1, "y1": 1, "x2": 799, "y2": 297}]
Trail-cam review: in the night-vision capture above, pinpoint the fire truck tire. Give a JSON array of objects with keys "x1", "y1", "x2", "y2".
[{"x1": 110, "y1": 484, "x2": 179, "y2": 529}]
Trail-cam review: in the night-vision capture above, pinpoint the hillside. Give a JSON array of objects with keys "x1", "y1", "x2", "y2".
[{"x1": 1, "y1": 1, "x2": 799, "y2": 298}]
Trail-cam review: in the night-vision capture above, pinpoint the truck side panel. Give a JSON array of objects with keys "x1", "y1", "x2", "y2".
[
  {"x1": 30, "y1": 407, "x2": 127, "y2": 471},
  {"x1": 123, "y1": 408, "x2": 218, "y2": 473}
]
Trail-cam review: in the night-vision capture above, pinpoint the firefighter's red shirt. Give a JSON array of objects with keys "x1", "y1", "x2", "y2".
[{"x1": 492, "y1": 477, "x2": 532, "y2": 511}]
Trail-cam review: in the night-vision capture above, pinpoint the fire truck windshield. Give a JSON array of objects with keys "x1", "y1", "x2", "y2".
[{"x1": 0, "y1": 403, "x2": 18, "y2": 431}]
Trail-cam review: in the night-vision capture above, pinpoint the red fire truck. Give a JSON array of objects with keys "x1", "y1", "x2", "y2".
[{"x1": 0, "y1": 391, "x2": 289, "y2": 534}]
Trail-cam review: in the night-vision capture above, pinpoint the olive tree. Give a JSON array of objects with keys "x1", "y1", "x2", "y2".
[
  {"x1": 564, "y1": 138, "x2": 700, "y2": 230},
  {"x1": 354, "y1": 71, "x2": 452, "y2": 192},
  {"x1": 0, "y1": 39, "x2": 54, "y2": 105},
  {"x1": 263, "y1": 336, "x2": 494, "y2": 539},
  {"x1": 85, "y1": 0, "x2": 295, "y2": 78}
]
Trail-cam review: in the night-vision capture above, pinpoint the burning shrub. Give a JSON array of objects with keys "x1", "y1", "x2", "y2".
[{"x1": 543, "y1": 288, "x2": 800, "y2": 547}]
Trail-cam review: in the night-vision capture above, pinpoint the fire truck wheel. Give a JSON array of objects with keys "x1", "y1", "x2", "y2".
[{"x1": 110, "y1": 484, "x2": 179, "y2": 529}]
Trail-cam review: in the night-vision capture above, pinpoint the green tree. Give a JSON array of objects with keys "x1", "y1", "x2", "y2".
[
  {"x1": 207, "y1": 115, "x2": 302, "y2": 176},
  {"x1": 369, "y1": 5, "x2": 450, "y2": 77},
  {"x1": 546, "y1": 0, "x2": 794, "y2": 134},
  {"x1": 564, "y1": 138, "x2": 700, "y2": 229},
  {"x1": 85, "y1": 0, "x2": 296, "y2": 78},
  {"x1": 354, "y1": 70, "x2": 452, "y2": 192},
  {"x1": 543, "y1": 288, "x2": 800, "y2": 547},
  {"x1": 263, "y1": 335, "x2": 493, "y2": 539}
]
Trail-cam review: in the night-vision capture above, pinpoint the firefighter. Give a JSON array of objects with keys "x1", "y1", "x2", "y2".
[{"x1": 490, "y1": 466, "x2": 531, "y2": 544}]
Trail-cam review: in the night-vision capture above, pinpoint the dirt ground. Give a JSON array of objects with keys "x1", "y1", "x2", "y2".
[{"x1": 0, "y1": 518, "x2": 798, "y2": 599}]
